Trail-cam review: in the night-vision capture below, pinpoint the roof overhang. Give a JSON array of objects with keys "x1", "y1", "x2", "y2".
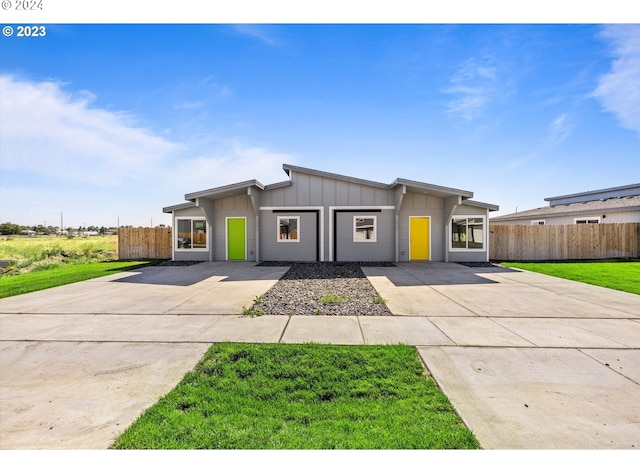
[
  {"x1": 393, "y1": 178, "x2": 473, "y2": 199},
  {"x1": 162, "y1": 202, "x2": 196, "y2": 213},
  {"x1": 184, "y1": 179, "x2": 265, "y2": 202},
  {"x1": 462, "y1": 199, "x2": 499, "y2": 212}
]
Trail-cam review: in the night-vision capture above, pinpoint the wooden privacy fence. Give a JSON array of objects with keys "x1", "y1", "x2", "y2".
[
  {"x1": 490, "y1": 223, "x2": 640, "y2": 261},
  {"x1": 118, "y1": 227, "x2": 172, "y2": 260}
]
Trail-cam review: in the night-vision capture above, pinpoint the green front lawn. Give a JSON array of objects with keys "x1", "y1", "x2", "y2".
[
  {"x1": 501, "y1": 261, "x2": 640, "y2": 295},
  {"x1": 112, "y1": 343, "x2": 479, "y2": 449},
  {"x1": 0, "y1": 260, "x2": 156, "y2": 298}
]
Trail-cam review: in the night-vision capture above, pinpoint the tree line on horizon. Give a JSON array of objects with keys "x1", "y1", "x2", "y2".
[{"x1": 0, "y1": 222, "x2": 169, "y2": 236}]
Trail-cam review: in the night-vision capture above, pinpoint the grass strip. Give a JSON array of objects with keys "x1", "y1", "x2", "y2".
[
  {"x1": 501, "y1": 261, "x2": 640, "y2": 295},
  {"x1": 0, "y1": 260, "x2": 155, "y2": 298},
  {"x1": 112, "y1": 343, "x2": 479, "y2": 449}
]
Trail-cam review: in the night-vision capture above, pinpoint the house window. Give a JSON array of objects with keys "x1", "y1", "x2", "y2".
[
  {"x1": 278, "y1": 216, "x2": 300, "y2": 242},
  {"x1": 176, "y1": 218, "x2": 207, "y2": 250},
  {"x1": 354, "y1": 216, "x2": 376, "y2": 242},
  {"x1": 451, "y1": 216, "x2": 485, "y2": 251},
  {"x1": 531, "y1": 220, "x2": 546, "y2": 225},
  {"x1": 574, "y1": 217, "x2": 600, "y2": 224}
]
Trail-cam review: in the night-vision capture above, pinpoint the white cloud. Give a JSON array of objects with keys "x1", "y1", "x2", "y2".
[
  {"x1": 444, "y1": 57, "x2": 500, "y2": 121},
  {"x1": 593, "y1": 25, "x2": 640, "y2": 136},
  {"x1": 0, "y1": 75, "x2": 179, "y2": 188},
  {"x1": 548, "y1": 113, "x2": 572, "y2": 145},
  {"x1": 232, "y1": 25, "x2": 279, "y2": 46},
  {"x1": 0, "y1": 75, "x2": 292, "y2": 226}
]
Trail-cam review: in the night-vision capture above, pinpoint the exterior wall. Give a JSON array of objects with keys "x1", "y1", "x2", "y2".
[
  {"x1": 212, "y1": 194, "x2": 256, "y2": 261},
  {"x1": 333, "y1": 209, "x2": 395, "y2": 261},
  {"x1": 168, "y1": 169, "x2": 497, "y2": 263},
  {"x1": 261, "y1": 172, "x2": 394, "y2": 207},
  {"x1": 173, "y1": 206, "x2": 210, "y2": 262},
  {"x1": 398, "y1": 192, "x2": 444, "y2": 262},
  {"x1": 447, "y1": 204, "x2": 490, "y2": 262},
  {"x1": 492, "y1": 210, "x2": 640, "y2": 226},
  {"x1": 260, "y1": 210, "x2": 318, "y2": 261}
]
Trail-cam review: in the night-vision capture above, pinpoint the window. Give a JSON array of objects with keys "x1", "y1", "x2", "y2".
[
  {"x1": 451, "y1": 216, "x2": 485, "y2": 251},
  {"x1": 176, "y1": 218, "x2": 207, "y2": 250},
  {"x1": 531, "y1": 220, "x2": 546, "y2": 225},
  {"x1": 574, "y1": 217, "x2": 600, "y2": 224},
  {"x1": 354, "y1": 216, "x2": 376, "y2": 242},
  {"x1": 278, "y1": 216, "x2": 300, "y2": 242}
]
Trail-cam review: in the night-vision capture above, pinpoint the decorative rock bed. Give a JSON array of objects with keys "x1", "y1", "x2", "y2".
[{"x1": 250, "y1": 262, "x2": 394, "y2": 316}]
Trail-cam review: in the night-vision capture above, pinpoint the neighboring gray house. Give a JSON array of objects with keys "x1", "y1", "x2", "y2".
[
  {"x1": 163, "y1": 164, "x2": 499, "y2": 263},
  {"x1": 491, "y1": 183, "x2": 640, "y2": 225}
]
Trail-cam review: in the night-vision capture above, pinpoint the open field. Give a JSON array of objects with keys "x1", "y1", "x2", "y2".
[
  {"x1": 0, "y1": 235, "x2": 118, "y2": 273},
  {"x1": 112, "y1": 343, "x2": 479, "y2": 449},
  {"x1": 0, "y1": 235, "x2": 156, "y2": 298},
  {"x1": 502, "y1": 261, "x2": 640, "y2": 295}
]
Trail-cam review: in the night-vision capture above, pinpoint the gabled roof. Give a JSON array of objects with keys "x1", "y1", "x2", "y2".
[{"x1": 492, "y1": 195, "x2": 640, "y2": 222}]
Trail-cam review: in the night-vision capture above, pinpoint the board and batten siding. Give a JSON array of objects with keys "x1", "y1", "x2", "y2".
[
  {"x1": 213, "y1": 194, "x2": 256, "y2": 261},
  {"x1": 398, "y1": 193, "x2": 444, "y2": 262}
]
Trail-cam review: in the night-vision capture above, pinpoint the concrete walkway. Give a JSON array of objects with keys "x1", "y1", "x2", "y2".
[{"x1": 1, "y1": 262, "x2": 639, "y2": 448}]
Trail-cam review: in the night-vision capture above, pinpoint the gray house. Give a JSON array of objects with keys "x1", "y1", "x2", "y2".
[
  {"x1": 491, "y1": 183, "x2": 640, "y2": 225},
  {"x1": 163, "y1": 164, "x2": 499, "y2": 263}
]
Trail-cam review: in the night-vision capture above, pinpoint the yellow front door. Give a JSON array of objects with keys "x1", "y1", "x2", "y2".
[{"x1": 410, "y1": 217, "x2": 430, "y2": 260}]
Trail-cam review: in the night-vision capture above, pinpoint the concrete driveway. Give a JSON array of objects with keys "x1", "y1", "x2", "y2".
[{"x1": 1, "y1": 261, "x2": 639, "y2": 448}]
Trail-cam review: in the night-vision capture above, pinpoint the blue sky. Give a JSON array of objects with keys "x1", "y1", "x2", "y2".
[{"x1": 1, "y1": 23, "x2": 639, "y2": 228}]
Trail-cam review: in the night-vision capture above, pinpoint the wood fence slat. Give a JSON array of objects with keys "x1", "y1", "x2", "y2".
[
  {"x1": 118, "y1": 227, "x2": 172, "y2": 260},
  {"x1": 489, "y1": 223, "x2": 639, "y2": 261}
]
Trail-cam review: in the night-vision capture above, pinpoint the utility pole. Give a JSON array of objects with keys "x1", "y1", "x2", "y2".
[{"x1": 61, "y1": 211, "x2": 63, "y2": 233}]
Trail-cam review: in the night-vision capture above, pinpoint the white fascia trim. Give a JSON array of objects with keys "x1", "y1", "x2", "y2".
[{"x1": 259, "y1": 206, "x2": 325, "y2": 210}]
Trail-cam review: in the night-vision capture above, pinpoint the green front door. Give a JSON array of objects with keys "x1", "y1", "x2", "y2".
[{"x1": 227, "y1": 218, "x2": 246, "y2": 260}]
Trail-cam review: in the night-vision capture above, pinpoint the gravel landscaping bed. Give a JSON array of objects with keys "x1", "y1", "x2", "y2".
[{"x1": 248, "y1": 262, "x2": 393, "y2": 316}]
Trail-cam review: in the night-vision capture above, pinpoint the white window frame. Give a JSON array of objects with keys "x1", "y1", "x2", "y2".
[
  {"x1": 450, "y1": 215, "x2": 486, "y2": 252},
  {"x1": 574, "y1": 217, "x2": 600, "y2": 224},
  {"x1": 353, "y1": 216, "x2": 377, "y2": 242},
  {"x1": 277, "y1": 216, "x2": 300, "y2": 242},
  {"x1": 531, "y1": 220, "x2": 546, "y2": 225},
  {"x1": 175, "y1": 217, "x2": 209, "y2": 251}
]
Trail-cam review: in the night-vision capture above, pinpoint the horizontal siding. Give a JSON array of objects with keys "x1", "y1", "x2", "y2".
[
  {"x1": 334, "y1": 210, "x2": 394, "y2": 261},
  {"x1": 260, "y1": 211, "x2": 318, "y2": 261}
]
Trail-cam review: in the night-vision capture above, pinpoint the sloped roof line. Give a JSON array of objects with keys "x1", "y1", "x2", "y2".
[
  {"x1": 462, "y1": 199, "x2": 500, "y2": 212},
  {"x1": 162, "y1": 201, "x2": 195, "y2": 213},
  {"x1": 544, "y1": 183, "x2": 640, "y2": 203},
  {"x1": 393, "y1": 177, "x2": 473, "y2": 198},
  {"x1": 283, "y1": 164, "x2": 474, "y2": 197},
  {"x1": 492, "y1": 195, "x2": 640, "y2": 221},
  {"x1": 282, "y1": 164, "x2": 390, "y2": 189},
  {"x1": 184, "y1": 179, "x2": 265, "y2": 201}
]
